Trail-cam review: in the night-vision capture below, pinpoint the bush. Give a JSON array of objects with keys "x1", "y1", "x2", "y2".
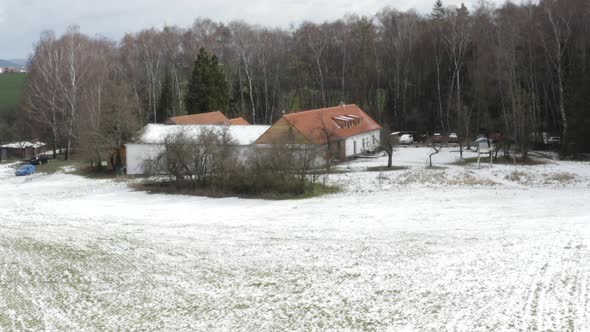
[{"x1": 144, "y1": 128, "x2": 334, "y2": 198}]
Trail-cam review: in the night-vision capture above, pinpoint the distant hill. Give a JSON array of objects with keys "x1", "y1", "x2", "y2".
[
  {"x1": 7, "y1": 59, "x2": 27, "y2": 66},
  {"x1": 0, "y1": 59, "x2": 26, "y2": 68}
]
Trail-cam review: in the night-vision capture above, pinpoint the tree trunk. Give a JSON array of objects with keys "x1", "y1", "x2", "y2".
[
  {"x1": 435, "y1": 49, "x2": 444, "y2": 132},
  {"x1": 557, "y1": 67, "x2": 568, "y2": 155},
  {"x1": 387, "y1": 150, "x2": 393, "y2": 168}
]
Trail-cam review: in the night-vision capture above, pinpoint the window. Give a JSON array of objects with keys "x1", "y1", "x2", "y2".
[{"x1": 332, "y1": 114, "x2": 362, "y2": 128}]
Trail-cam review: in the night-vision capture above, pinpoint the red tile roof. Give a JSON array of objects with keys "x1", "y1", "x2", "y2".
[
  {"x1": 167, "y1": 111, "x2": 229, "y2": 125},
  {"x1": 228, "y1": 117, "x2": 250, "y2": 125},
  {"x1": 282, "y1": 104, "x2": 381, "y2": 144}
]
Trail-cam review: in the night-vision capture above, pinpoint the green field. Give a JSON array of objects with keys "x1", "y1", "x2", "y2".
[{"x1": 0, "y1": 73, "x2": 27, "y2": 108}]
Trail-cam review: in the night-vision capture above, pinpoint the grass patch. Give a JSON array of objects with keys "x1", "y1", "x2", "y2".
[
  {"x1": 0, "y1": 158, "x2": 23, "y2": 165},
  {"x1": 366, "y1": 165, "x2": 408, "y2": 172},
  {"x1": 32, "y1": 158, "x2": 118, "y2": 179},
  {"x1": 34, "y1": 159, "x2": 87, "y2": 174},
  {"x1": 311, "y1": 168, "x2": 350, "y2": 175},
  {"x1": 0, "y1": 73, "x2": 26, "y2": 108},
  {"x1": 545, "y1": 172, "x2": 576, "y2": 183},
  {"x1": 397, "y1": 169, "x2": 496, "y2": 186},
  {"x1": 456, "y1": 156, "x2": 546, "y2": 166},
  {"x1": 132, "y1": 180, "x2": 340, "y2": 200},
  {"x1": 73, "y1": 167, "x2": 119, "y2": 179},
  {"x1": 425, "y1": 165, "x2": 447, "y2": 170},
  {"x1": 504, "y1": 170, "x2": 576, "y2": 185}
]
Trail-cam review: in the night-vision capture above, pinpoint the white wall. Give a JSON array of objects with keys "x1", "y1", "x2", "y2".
[
  {"x1": 126, "y1": 143, "x2": 260, "y2": 176},
  {"x1": 126, "y1": 144, "x2": 165, "y2": 175},
  {"x1": 345, "y1": 130, "x2": 380, "y2": 157}
]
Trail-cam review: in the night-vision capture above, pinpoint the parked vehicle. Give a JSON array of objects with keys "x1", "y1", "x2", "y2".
[
  {"x1": 431, "y1": 133, "x2": 443, "y2": 143},
  {"x1": 542, "y1": 132, "x2": 561, "y2": 146},
  {"x1": 399, "y1": 134, "x2": 414, "y2": 145},
  {"x1": 448, "y1": 132, "x2": 458, "y2": 143},
  {"x1": 15, "y1": 164, "x2": 36, "y2": 176},
  {"x1": 30, "y1": 155, "x2": 48, "y2": 165},
  {"x1": 547, "y1": 136, "x2": 561, "y2": 145}
]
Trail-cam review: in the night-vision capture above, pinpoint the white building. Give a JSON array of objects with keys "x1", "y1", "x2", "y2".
[{"x1": 125, "y1": 124, "x2": 270, "y2": 175}]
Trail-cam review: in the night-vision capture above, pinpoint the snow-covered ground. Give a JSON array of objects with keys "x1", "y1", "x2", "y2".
[{"x1": 1, "y1": 148, "x2": 590, "y2": 331}]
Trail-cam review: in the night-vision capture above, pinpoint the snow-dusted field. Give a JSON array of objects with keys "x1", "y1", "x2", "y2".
[{"x1": 1, "y1": 148, "x2": 590, "y2": 331}]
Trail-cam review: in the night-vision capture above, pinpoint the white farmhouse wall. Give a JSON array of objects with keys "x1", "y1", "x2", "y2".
[
  {"x1": 126, "y1": 144, "x2": 165, "y2": 175},
  {"x1": 126, "y1": 143, "x2": 261, "y2": 176},
  {"x1": 234, "y1": 145, "x2": 259, "y2": 163},
  {"x1": 344, "y1": 130, "x2": 380, "y2": 157}
]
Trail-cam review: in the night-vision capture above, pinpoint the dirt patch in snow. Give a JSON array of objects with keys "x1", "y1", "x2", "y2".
[
  {"x1": 505, "y1": 170, "x2": 578, "y2": 186},
  {"x1": 395, "y1": 169, "x2": 496, "y2": 187}
]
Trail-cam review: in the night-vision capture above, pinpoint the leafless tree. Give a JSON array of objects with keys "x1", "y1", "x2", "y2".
[
  {"x1": 380, "y1": 127, "x2": 399, "y2": 168},
  {"x1": 25, "y1": 31, "x2": 63, "y2": 158},
  {"x1": 443, "y1": 4, "x2": 471, "y2": 157},
  {"x1": 541, "y1": 1, "x2": 573, "y2": 155}
]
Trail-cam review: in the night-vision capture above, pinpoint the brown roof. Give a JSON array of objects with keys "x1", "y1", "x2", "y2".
[
  {"x1": 167, "y1": 111, "x2": 229, "y2": 125},
  {"x1": 281, "y1": 104, "x2": 381, "y2": 144},
  {"x1": 228, "y1": 117, "x2": 250, "y2": 125}
]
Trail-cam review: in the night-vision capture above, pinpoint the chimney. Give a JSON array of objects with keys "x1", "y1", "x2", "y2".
[{"x1": 339, "y1": 102, "x2": 345, "y2": 107}]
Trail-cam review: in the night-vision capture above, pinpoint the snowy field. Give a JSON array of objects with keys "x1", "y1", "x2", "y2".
[{"x1": 1, "y1": 147, "x2": 590, "y2": 331}]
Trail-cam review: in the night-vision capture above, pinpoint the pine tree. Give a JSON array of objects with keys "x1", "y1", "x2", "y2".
[
  {"x1": 185, "y1": 48, "x2": 229, "y2": 115},
  {"x1": 156, "y1": 66, "x2": 173, "y2": 123},
  {"x1": 432, "y1": 0, "x2": 445, "y2": 21},
  {"x1": 457, "y1": 2, "x2": 469, "y2": 18}
]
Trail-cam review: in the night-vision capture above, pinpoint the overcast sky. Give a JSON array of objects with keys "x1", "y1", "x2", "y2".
[{"x1": 0, "y1": 0, "x2": 503, "y2": 59}]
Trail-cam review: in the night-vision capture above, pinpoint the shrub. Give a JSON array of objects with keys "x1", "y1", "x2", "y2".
[{"x1": 144, "y1": 129, "x2": 334, "y2": 198}]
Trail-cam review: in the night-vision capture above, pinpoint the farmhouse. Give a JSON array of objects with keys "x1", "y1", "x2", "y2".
[
  {"x1": 125, "y1": 124, "x2": 269, "y2": 175},
  {"x1": 165, "y1": 111, "x2": 250, "y2": 126},
  {"x1": 256, "y1": 104, "x2": 381, "y2": 161}
]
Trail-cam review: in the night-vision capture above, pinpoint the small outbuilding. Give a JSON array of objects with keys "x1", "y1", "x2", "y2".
[{"x1": 0, "y1": 141, "x2": 46, "y2": 161}]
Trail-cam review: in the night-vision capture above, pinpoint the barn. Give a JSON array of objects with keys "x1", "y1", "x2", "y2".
[
  {"x1": 255, "y1": 104, "x2": 381, "y2": 161},
  {"x1": 125, "y1": 124, "x2": 269, "y2": 175}
]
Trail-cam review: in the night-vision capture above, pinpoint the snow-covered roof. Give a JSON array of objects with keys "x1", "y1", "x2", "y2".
[
  {"x1": 1, "y1": 141, "x2": 46, "y2": 149},
  {"x1": 135, "y1": 124, "x2": 270, "y2": 146}
]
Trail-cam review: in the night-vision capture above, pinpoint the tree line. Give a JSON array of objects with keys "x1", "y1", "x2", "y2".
[{"x1": 13, "y1": 0, "x2": 590, "y2": 165}]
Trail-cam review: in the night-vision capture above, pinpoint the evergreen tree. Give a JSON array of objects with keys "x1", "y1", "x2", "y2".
[
  {"x1": 185, "y1": 48, "x2": 229, "y2": 114},
  {"x1": 432, "y1": 0, "x2": 445, "y2": 20},
  {"x1": 457, "y1": 2, "x2": 469, "y2": 18},
  {"x1": 156, "y1": 66, "x2": 173, "y2": 123}
]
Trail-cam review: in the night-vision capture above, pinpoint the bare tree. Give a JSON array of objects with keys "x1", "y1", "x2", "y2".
[
  {"x1": 231, "y1": 23, "x2": 258, "y2": 124},
  {"x1": 380, "y1": 127, "x2": 399, "y2": 168},
  {"x1": 542, "y1": 1, "x2": 573, "y2": 155},
  {"x1": 443, "y1": 4, "x2": 471, "y2": 158},
  {"x1": 25, "y1": 31, "x2": 63, "y2": 158}
]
